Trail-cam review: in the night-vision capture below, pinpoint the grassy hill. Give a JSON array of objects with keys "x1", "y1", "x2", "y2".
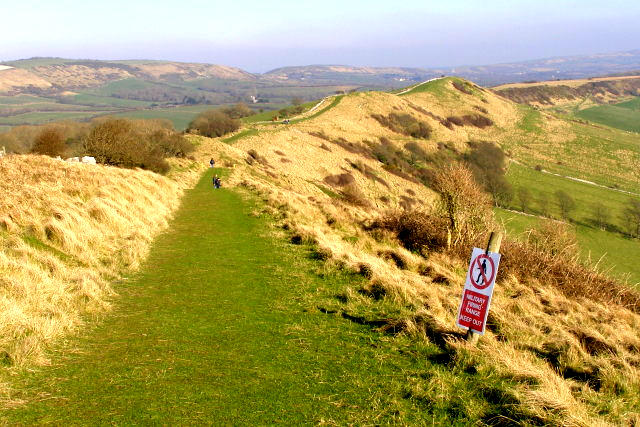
[
  {"x1": 2, "y1": 76, "x2": 639, "y2": 423},
  {"x1": 216, "y1": 77, "x2": 640, "y2": 423}
]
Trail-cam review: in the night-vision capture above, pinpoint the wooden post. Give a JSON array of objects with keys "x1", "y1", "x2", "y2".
[{"x1": 466, "y1": 231, "x2": 502, "y2": 345}]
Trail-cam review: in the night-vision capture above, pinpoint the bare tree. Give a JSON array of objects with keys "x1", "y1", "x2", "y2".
[
  {"x1": 517, "y1": 187, "x2": 532, "y2": 213},
  {"x1": 622, "y1": 198, "x2": 640, "y2": 238},
  {"x1": 538, "y1": 192, "x2": 550, "y2": 217},
  {"x1": 555, "y1": 190, "x2": 576, "y2": 220},
  {"x1": 592, "y1": 202, "x2": 611, "y2": 230},
  {"x1": 431, "y1": 163, "x2": 492, "y2": 248}
]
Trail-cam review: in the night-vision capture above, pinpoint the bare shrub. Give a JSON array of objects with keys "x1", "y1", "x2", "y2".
[
  {"x1": 247, "y1": 149, "x2": 269, "y2": 166},
  {"x1": 340, "y1": 183, "x2": 370, "y2": 207},
  {"x1": 500, "y1": 222, "x2": 640, "y2": 312},
  {"x1": 324, "y1": 173, "x2": 355, "y2": 187},
  {"x1": 445, "y1": 114, "x2": 493, "y2": 128},
  {"x1": 452, "y1": 80, "x2": 473, "y2": 95},
  {"x1": 31, "y1": 127, "x2": 66, "y2": 157},
  {"x1": 371, "y1": 113, "x2": 432, "y2": 139},
  {"x1": 83, "y1": 119, "x2": 170, "y2": 174},
  {"x1": 463, "y1": 114, "x2": 493, "y2": 128},
  {"x1": 373, "y1": 210, "x2": 449, "y2": 253},
  {"x1": 431, "y1": 163, "x2": 493, "y2": 248},
  {"x1": 445, "y1": 116, "x2": 464, "y2": 127}
]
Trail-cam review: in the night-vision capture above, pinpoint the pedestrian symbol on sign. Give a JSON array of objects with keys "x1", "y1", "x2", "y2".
[{"x1": 471, "y1": 254, "x2": 495, "y2": 290}]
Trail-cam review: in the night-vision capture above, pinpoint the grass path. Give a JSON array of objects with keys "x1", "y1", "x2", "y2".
[{"x1": 4, "y1": 168, "x2": 431, "y2": 424}]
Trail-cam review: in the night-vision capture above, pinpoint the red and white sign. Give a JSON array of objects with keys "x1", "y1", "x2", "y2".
[{"x1": 456, "y1": 247, "x2": 501, "y2": 334}]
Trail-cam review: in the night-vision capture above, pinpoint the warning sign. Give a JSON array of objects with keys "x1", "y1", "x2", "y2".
[{"x1": 456, "y1": 247, "x2": 501, "y2": 334}]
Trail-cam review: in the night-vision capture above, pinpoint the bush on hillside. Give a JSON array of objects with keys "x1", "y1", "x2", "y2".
[
  {"x1": 31, "y1": 127, "x2": 66, "y2": 157},
  {"x1": 83, "y1": 119, "x2": 170, "y2": 174},
  {"x1": 431, "y1": 163, "x2": 493, "y2": 248},
  {"x1": 374, "y1": 210, "x2": 449, "y2": 253},
  {"x1": 148, "y1": 130, "x2": 195, "y2": 158},
  {"x1": 221, "y1": 103, "x2": 253, "y2": 119},
  {"x1": 452, "y1": 80, "x2": 473, "y2": 95},
  {"x1": 187, "y1": 109, "x2": 240, "y2": 137},
  {"x1": 464, "y1": 141, "x2": 513, "y2": 206},
  {"x1": 371, "y1": 113, "x2": 432, "y2": 139}
]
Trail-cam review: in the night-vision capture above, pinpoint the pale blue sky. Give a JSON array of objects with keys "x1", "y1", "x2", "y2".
[{"x1": 2, "y1": 0, "x2": 639, "y2": 72}]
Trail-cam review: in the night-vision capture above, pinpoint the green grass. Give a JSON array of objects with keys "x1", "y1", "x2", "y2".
[
  {"x1": 3, "y1": 169, "x2": 524, "y2": 424},
  {"x1": 399, "y1": 77, "x2": 450, "y2": 96},
  {"x1": 495, "y1": 208, "x2": 640, "y2": 286},
  {"x1": 517, "y1": 105, "x2": 543, "y2": 133},
  {"x1": 0, "y1": 95, "x2": 53, "y2": 105},
  {"x1": 291, "y1": 95, "x2": 344, "y2": 124},
  {"x1": 112, "y1": 105, "x2": 215, "y2": 131},
  {"x1": 221, "y1": 128, "x2": 260, "y2": 144},
  {"x1": 575, "y1": 103, "x2": 640, "y2": 133},
  {"x1": 615, "y1": 96, "x2": 640, "y2": 111},
  {"x1": 0, "y1": 111, "x2": 104, "y2": 125}
]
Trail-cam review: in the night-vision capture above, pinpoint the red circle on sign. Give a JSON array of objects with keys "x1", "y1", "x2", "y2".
[{"x1": 471, "y1": 254, "x2": 495, "y2": 290}]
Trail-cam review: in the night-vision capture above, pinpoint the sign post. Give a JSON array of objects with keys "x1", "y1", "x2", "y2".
[{"x1": 456, "y1": 232, "x2": 502, "y2": 345}]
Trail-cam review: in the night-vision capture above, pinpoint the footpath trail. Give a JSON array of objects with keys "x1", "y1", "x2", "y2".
[{"x1": 5, "y1": 169, "x2": 423, "y2": 424}]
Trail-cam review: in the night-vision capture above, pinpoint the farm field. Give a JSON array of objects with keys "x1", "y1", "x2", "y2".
[
  {"x1": 575, "y1": 97, "x2": 640, "y2": 133},
  {"x1": 495, "y1": 208, "x2": 640, "y2": 287},
  {"x1": 111, "y1": 105, "x2": 216, "y2": 130},
  {"x1": 503, "y1": 162, "x2": 637, "y2": 231},
  {"x1": 0, "y1": 111, "x2": 108, "y2": 125}
]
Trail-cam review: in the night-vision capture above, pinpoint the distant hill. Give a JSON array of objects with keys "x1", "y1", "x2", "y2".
[
  {"x1": 0, "y1": 58, "x2": 255, "y2": 94},
  {"x1": 493, "y1": 75, "x2": 640, "y2": 108},
  {"x1": 2, "y1": 49, "x2": 640, "y2": 130}
]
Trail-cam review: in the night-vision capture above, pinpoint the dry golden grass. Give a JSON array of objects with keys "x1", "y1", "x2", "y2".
[
  {"x1": 0, "y1": 154, "x2": 199, "y2": 401},
  {"x1": 217, "y1": 80, "x2": 640, "y2": 424}
]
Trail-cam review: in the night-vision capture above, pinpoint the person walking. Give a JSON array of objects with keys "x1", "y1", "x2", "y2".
[{"x1": 209, "y1": 158, "x2": 215, "y2": 168}]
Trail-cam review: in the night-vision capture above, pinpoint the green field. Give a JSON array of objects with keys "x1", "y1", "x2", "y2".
[
  {"x1": 576, "y1": 102, "x2": 640, "y2": 133},
  {"x1": 495, "y1": 208, "x2": 640, "y2": 286},
  {"x1": 505, "y1": 162, "x2": 637, "y2": 231},
  {"x1": 112, "y1": 105, "x2": 215, "y2": 130},
  {"x1": 0, "y1": 95, "x2": 54, "y2": 105},
  {"x1": 64, "y1": 93, "x2": 153, "y2": 108},
  {"x1": 0, "y1": 111, "x2": 105, "y2": 125}
]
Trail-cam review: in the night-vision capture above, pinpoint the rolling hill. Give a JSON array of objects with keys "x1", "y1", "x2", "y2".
[{"x1": 2, "y1": 75, "x2": 640, "y2": 424}]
